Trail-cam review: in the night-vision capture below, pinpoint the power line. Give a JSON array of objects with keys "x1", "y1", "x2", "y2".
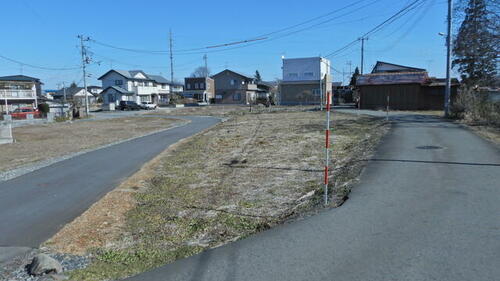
[
  {"x1": 173, "y1": 0, "x2": 383, "y2": 56},
  {"x1": 88, "y1": 0, "x2": 380, "y2": 56},
  {"x1": 0, "y1": 54, "x2": 81, "y2": 71},
  {"x1": 324, "y1": 0, "x2": 426, "y2": 58}
]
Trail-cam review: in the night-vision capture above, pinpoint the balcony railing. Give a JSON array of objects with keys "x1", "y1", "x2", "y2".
[{"x1": 0, "y1": 89, "x2": 36, "y2": 99}]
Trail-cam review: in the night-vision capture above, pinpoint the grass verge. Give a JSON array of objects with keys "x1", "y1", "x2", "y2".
[{"x1": 0, "y1": 117, "x2": 183, "y2": 172}]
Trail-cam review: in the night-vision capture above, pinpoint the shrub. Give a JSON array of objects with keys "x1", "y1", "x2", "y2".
[
  {"x1": 451, "y1": 86, "x2": 500, "y2": 126},
  {"x1": 38, "y1": 103, "x2": 50, "y2": 116}
]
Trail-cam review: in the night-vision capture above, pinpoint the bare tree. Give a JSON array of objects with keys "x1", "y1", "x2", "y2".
[{"x1": 191, "y1": 66, "x2": 211, "y2": 77}]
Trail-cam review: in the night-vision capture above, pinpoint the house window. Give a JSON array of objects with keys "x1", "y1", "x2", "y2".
[
  {"x1": 230, "y1": 79, "x2": 236, "y2": 86},
  {"x1": 115, "y1": 80, "x2": 123, "y2": 86},
  {"x1": 304, "y1": 72, "x2": 314, "y2": 77},
  {"x1": 233, "y1": 93, "x2": 241, "y2": 101},
  {"x1": 140, "y1": 95, "x2": 150, "y2": 102},
  {"x1": 187, "y1": 83, "x2": 191, "y2": 90},
  {"x1": 200, "y1": 82, "x2": 205, "y2": 89},
  {"x1": 194, "y1": 83, "x2": 199, "y2": 89},
  {"x1": 288, "y1": 73, "x2": 298, "y2": 78},
  {"x1": 312, "y1": 89, "x2": 321, "y2": 96}
]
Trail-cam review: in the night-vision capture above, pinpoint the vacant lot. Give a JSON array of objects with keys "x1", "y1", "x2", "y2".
[
  {"x1": 45, "y1": 108, "x2": 389, "y2": 281},
  {"x1": 0, "y1": 117, "x2": 183, "y2": 172}
]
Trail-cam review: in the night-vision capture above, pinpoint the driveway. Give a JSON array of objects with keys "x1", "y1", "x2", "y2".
[
  {"x1": 0, "y1": 116, "x2": 220, "y2": 248},
  {"x1": 126, "y1": 112, "x2": 500, "y2": 281}
]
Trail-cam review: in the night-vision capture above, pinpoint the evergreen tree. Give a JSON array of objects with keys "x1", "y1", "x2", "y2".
[
  {"x1": 349, "y1": 67, "x2": 360, "y2": 86},
  {"x1": 453, "y1": 0, "x2": 498, "y2": 86},
  {"x1": 255, "y1": 70, "x2": 262, "y2": 82}
]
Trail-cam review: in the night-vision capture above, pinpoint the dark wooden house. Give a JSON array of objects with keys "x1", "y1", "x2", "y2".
[{"x1": 356, "y1": 62, "x2": 459, "y2": 110}]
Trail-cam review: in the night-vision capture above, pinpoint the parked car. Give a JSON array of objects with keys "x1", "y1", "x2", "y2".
[
  {"x1": 140, "y1": 102, "x2": 157, "y2": 110},
  {"x1": 118, "y1": 101, "x2": 141, "y2": 111},
  {"x1": 10, "y1": 107, "x2": 41, "y2": 119}
]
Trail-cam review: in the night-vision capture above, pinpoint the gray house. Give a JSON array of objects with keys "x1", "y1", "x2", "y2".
[{"x1": 212, "y1": 69, "x2": 258, "y2": 104}]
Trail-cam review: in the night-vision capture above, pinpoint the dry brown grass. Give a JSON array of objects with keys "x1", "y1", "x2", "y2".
[
  {"x1": 0, "y1": 117, "x2": 184, "y2": 172},
  {"x1": 56, "y1": 109, "x2": 389, "y2": 281},
  {"x1": 465, "y1": 124, "x2": 500, "y2": 145}
]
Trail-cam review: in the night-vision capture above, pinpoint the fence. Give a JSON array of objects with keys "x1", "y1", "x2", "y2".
[{"x1": 0, "y1": 122, "x2": 13, "y2": 144}]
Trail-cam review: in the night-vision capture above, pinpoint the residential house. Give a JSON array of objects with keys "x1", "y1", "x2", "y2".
[
  {"x1": 0, "y1": 75, "x2": 42, "y2": 114},
  {"x1": 356, "y1": 61, "x2": 459, "y2": 110},
  {"x1": 169, "y1": 82, "x2": 184, "y2": 95},
  {"x1": 255, "y1": 81, "x2": 278, "y2": 104},
  {"x1": 98, "y1": 70, "x2": 173, "y2": 108},
  {"x1": 52, "y1": 85, "x2": 96, "y2": 105},
  {"x1": 87, "y1": 86, "x2": 103, "y2": 100},
  {"x1": 279, "y1": 57, "x2": 332, "y2": 105},
  {"x1": 212, "y1": 69, "x2": 258, "y2": 104},
  {"x1": 183, "y1": 77, "x2": 215, "y2": 103}
]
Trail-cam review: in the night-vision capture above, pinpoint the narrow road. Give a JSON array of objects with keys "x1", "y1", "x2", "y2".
[
  {"x1": 126, "y1": 113, "x2": 500, "y2": 281},
  {"x1": 0, "y1": 116, "x2": 220, "y2": 248}
]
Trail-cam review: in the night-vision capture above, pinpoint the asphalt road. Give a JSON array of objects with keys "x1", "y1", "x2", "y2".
[
  {"x1": 126, "y1": 113, "x2": 500, "y2": 281},
  {"x1": 0, "y1": 116, "x2": 220, "y2": 248}
]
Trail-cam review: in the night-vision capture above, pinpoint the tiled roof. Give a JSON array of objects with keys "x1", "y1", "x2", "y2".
[{"x1": 356, "y1": 72, "x2": 429, "y2": 86}]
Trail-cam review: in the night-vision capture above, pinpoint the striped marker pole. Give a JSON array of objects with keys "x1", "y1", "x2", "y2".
[{"x1": 324, "y1": 91, "x2": 331, "y2": 206}]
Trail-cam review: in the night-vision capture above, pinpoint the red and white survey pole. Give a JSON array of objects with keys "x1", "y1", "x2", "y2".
[{"x1": 324, "y1": 91, "x2": 331, "y2": 206}]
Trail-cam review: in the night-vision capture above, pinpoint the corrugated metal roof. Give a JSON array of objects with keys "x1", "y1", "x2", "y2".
[
  {"x1": 0, "y1": 75, "x2": 41, "y2": 82},
  {"x1": 356, "y1": 72, "x2": 429, "y2": 86},
  {"x1": 147, "y1": 74, "x2": 169, "y2": 84}
]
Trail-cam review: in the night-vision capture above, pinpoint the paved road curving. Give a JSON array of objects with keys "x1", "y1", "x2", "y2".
[
  {"x1": 0, "y1": 116, "x2": 220, "y2": 248},
  {"x1": 126, "y1": 112, "x2": 500, "y2": 281}
]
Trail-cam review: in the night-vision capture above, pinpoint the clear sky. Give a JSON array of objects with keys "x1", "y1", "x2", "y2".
[{"x1": 0, "y1": 0, "x2": 454, "y2": 89}]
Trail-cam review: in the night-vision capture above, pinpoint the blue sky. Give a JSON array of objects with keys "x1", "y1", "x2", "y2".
[{"x1": 0, "y1": 0, "x2": 454, "y2": 89}]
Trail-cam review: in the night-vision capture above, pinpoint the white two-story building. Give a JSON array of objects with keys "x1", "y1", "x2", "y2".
[
  {"x1": 0, "y1": 75, "x2": 42, "y2": 114},
  {"x1": 280, "y1": 57, "x2": 332, "y2": 105},
  {"x1": 98, "y1": 70, "x2": 180, "y2": 109}
]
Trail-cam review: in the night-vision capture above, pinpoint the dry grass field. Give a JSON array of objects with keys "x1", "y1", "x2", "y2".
[{"x1": 45, "y1": 108, "x2": 389, "y2": 281}]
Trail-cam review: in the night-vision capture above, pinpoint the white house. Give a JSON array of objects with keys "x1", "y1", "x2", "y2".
[
  {"x1": 280, "y1": 57, "x2": 332, "y2": 105},
  {"x1": 98, "y1": 70, "x2": 174, "y2": 108},
  {"x1": 52, "y1": 86, "x2": 95, "y2": 105},
  {"x1": 0, "y1": 75, "x2": 41, "y2": 114}
]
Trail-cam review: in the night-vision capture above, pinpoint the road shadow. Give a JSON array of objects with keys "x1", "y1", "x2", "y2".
[
  {"x1": 223, "y1": 163, "x2": 322, "y2": 173},
  {"x1": 366, "y1": 158, "x2": 500, "y2": 167}
]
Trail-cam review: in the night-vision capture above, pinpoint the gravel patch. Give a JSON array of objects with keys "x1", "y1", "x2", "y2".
[{"x1": 0, "y1": 249, "x2": 90, "y2": 281}]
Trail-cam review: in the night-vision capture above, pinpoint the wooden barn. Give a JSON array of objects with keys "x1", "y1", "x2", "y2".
[{"x1": 356, "y1": 62, "x2": 459, "y2": 110}]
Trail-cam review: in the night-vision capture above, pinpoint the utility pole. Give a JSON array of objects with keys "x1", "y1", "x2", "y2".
[
  {"x1": 78, "y1": 35, "x2": 91, "y2": 117},
  {"x1": 324, "y1": 89, "x2": 331, "y2": 206},
  {"x1": 360, "y1": 37, "x2": 367, "y2": 74},
  {"x1": 169, "y1": 29, "x2": 174, "y2": 83},
  {"x1": 444, "y1": 0, "x2": 453, "y2": 117},
  {"x1": 203, "y1": 54, "x2": 208, "y2": 77},
  {"x1": 342, "y1": 68, "x2": 345, "y2": 86},
  {"x1": 320, "y1": 73, "x2": 323, "y2": 111},
  {"x1": 63, "y1": 82, "x2": 67, "y2": 117}
]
